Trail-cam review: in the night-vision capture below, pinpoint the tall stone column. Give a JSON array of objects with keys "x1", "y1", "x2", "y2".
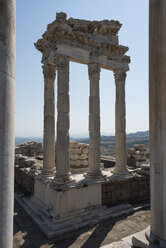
[
  {"x1": 54, "y1": 56, "x2": 71, "y2": 184},
  {"x1": 42, "y1": 64, "x2": 56, "y2": 178},
  {"x1": 0, "y1": 0, "x2": 16, "y2": 247},
  {"x1": 86, "y1": 63, "x2": 103, "y2": 179},
  {"x1": 113, "y1": 69, "x2": 128, "y2": 175},
  {"x1": 147, "y1": 0, "x2": 166, "y2": 245}
]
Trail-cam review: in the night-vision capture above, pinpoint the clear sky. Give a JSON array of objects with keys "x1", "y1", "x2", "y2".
[{"x1": 16, "y1": 0, "x2": 149, "y2": 138}]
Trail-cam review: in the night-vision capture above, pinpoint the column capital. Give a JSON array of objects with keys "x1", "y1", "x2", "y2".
[
  {"x1": 88, "y1": 63, "x2": 101, "y2": 79},
  {"x1": 42, "y1": 64, "x2": 56, "y2": 80},
  {"x1": 56, "y1": 55, "x2": 69, "y2": 71},
  {"x1": 114, "y1": 69, "x2": 127, "y2": 82}
]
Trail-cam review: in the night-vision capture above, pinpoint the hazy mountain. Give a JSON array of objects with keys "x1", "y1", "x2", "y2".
[
  {"x1": 15, "y1": 130, "x2": 149, "y2": 156},
  {"x1": 71, "y1": 130, "x2": 149, "y2": 143},
  {"x1": 71, "y1": 130, "x2": 149, "y2": 156}
]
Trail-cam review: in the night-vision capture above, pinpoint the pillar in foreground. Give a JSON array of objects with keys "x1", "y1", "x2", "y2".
[
  {"x1": 146, "y1": 0, "x2": 166, "y2": 245},
  {"x1": 42, "y1": 64, "x2": 56, "y2": 178},
  {"x1": 0, "y1": 0, "x2": 16, "y2": 247},
  {"x1": 54, "y1": 55, "x2": 71, "y2": 184},
  {"x1": 86, "y1": 63, "x2": 103, "y2": 179},
  {"x1": 113, "y1": 69, "x2": 128, "y2": 175}
]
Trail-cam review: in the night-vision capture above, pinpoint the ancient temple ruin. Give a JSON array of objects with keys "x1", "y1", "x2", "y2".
[
  {"x1": 15, "y1": 12, "x2": 135, "y2": 237},
  {"x1": 35, "y1": 12, "x2": 130, "y2": 180}
]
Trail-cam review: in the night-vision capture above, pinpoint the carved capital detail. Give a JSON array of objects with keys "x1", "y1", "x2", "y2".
[
  {"x1": 56, "y1": 55, "x2": 69, "y2": 71},
  {"x1": 114, "y1": 69, "x2": 127, "y2": 83},
  {"x1": 88, "y1": 63, "x2": 101, "y2": 79},
  {"x1": 42, "y1": 64, "x2": 56, "y2": 80}
]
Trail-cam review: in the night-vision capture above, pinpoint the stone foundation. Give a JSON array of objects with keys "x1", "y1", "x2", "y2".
[
  {"x1": 15, "y1": 166, "x2": 150, "y2": 206},
  {"x1": 15, "y1": 177, "x2": 133, "y2": 238},
  {"x1": 102, "y1": 174, "x2": 150, "y2": 207}
]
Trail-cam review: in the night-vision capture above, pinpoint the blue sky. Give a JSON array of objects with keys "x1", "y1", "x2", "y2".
[{"x1": 16, "y1": 0, "x2": 149, "y2": 137}]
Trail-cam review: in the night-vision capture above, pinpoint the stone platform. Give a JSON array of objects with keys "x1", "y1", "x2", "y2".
[
  {"x1": 15, "y1": 166, "x2": 150, "y2": 208},
  {"x1": 14, "y1": 165, "x2": 150, "y2": 239},
  {"x1": 15, "y1": 176, "x2": 134, "y2": 238},
  {"x1": 14, "y1": 183, "x2": 151, "y2": 248}
]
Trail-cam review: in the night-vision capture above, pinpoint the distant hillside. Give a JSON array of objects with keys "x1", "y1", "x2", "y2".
[
  {"x1": 15, "y1": 130, "x2": 149, "y2": 156},
  {"x1": 127, "y1": 130, "x2": 149, "y2": 138},
  {"x1": 72, "y1": 130, "x2": 149, "y2": 143},
  {"x1": 72, "y1": 130, "x2": 149, "y2": 156}
]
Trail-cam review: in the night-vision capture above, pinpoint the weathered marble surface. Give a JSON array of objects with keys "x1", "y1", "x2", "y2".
[
  {"x1": 86, "y1": 63, "x2": 103, "y2": 179},
  {"x1": 149, "y1": 0, "x2": 166, "y2": 245},
  {"x1": 35, "y1": 12, "x2": 130, "y2": 71},
  {"x1": 42, "y1": 64, "x2": 56, "y2": 178},
  {"x1": 113, "y1": 70, "x2": 128, "y2": 175},
  {"x1": 0, "y1": 0, "x2": 16, "y2": 247}
]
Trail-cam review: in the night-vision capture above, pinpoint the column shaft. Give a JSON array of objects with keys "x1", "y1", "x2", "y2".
[
  {"x1": 54, "y1": 56, "x2": 70, "y2": 183},
  {"x1": 86, "y1": 63, "x2": 103, "y2": 179},
  {"x1": 114, "y1": 70, "x2": 128, "y2": 175},
  {"x1": 0, "y1": 0, "x2": 16, "y2": 247},
  {"x1": 42, "y1": 64, "x2": 56, "y2": 177},
  {"x1": 148, "y1": 0, "x2": 166, "y2": 243}
]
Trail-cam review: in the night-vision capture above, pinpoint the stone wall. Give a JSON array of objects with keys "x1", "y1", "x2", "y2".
[
  {"x1": 15, "y1": 166, "x2": 35, "y2": 194},
  {"x1": 14, "y1": 154, "x2": 43, "y2": 194},
  {"x1": 127, "y1": 144, "x2": 148, "y2": 167},
  {"x1": 102, "y1": 174, "x2": 150, "y2": 207},
  {"x1": 15, "y1": 154, "x2": 42, "y2": 171},
  {"x1": 69, "y1": 142, "x2": 89, "y2": 171},
  {"x1": 15, "y1": 141, "x2": 89, "y2": 171},
  {"x1": 14, "y1": 141, "x2": 90, "y2": 192},
  {"x1": 15, "y1": 141, "x2": 43, "y2": 157}
]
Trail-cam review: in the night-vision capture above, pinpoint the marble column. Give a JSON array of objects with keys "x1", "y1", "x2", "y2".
[
  {"x1": 146, "y1": 0, "x2": 166, "y2": 245},
  {"x1": 0, "y1": 0, "x2": 16, "y2": 247},
  {"x1": 42, "y1": 64, "x2": 56, "y2": 178},
  {"x1": 54, "y1": 56, "x2": 71, "y2": 184},
  {"x1": 86, "y1": 63, "x2": 103, "y2": 179},
  {"x1": 113, "y1": 69, "x2": 128, "y2": 175}
]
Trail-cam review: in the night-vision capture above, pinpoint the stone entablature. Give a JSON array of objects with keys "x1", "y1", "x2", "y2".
[{"x1": 35, "y1": 12, "x2": 130, "y2": 71}]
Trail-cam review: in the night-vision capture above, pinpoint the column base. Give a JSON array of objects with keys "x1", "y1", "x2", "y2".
[
  {"x1": 146, "y1": 226, "x2": 166, "y2": 248},
  {"x1": 41, "y1": 167, "x2": 55, "y2": 179},
  {"x1": 132, "y1": 226, "x2": 166, "y2": 248},
  {"x1": 113, "y1": 165, "x2": 129, "y2": 176},
  {"x1": 85, "y1": 170, "x2": 106, "y2": 182},
  {"x1": 53, "y1": 172, "x2": 75, "y2": 185}
]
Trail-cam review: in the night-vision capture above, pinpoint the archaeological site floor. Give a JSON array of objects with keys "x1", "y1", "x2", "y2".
[{"x1": 14, "y1": 183, "x2": 150, "y2": 248}]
